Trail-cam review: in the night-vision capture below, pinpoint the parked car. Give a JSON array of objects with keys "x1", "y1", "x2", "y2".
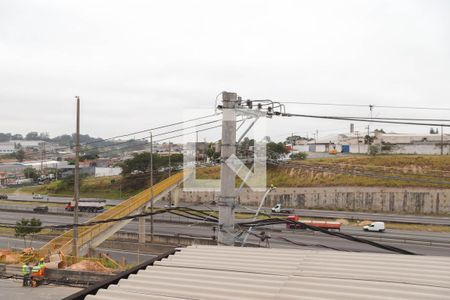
[
  {"x1": 33, "y1": 206, "x2": 49, "y2": 213},
  {"x1": 363, "y1": 221, "x2": 385, "y2": 232},
  {"x1": 0, "y1": 194, "x2": 8, "y2": 200},
  {"x1": 32, "y1": 194, "x2": 44, "y2": 199}
]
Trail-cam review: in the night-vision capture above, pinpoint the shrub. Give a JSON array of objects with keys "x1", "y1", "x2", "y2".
[
  {"x1": 368, "y1": 145, "x2": 380, "y2": 156},
  {"x1": 290, "y1": 152, "x2": 308, "y2": 160}
]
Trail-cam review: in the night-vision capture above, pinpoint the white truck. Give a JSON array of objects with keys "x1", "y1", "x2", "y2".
[
  {"x1": 271, "y1": 203, "x2": 294, "y2": 214},
  {"x1": 65, "y1": 199, "x2": 106, "y2": 212},
  {"x1": 363, "y1": 221, "x2": 385, "y2": 232}
]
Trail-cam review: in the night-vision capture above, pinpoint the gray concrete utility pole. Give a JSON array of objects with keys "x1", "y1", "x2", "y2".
[
  {"x1": 72, "y1": 96, "x2": 80, "y2": 258},
  {"x1": 218, "y1": 92, "x2": 237, "y2": 246},
  {"x1": 150, "y1": 132, "x2": 154, "y2": 242}
]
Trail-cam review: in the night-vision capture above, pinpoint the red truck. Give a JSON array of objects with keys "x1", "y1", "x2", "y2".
[
  {"x1": 286, "y1": 215, "x2": 341, "y2": 231},
  {"x1": 65, "y1": 199, "x2": 106, "y2": 212}
]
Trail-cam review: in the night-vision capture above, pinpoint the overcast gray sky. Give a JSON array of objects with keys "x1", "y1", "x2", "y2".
[{"x1": 1, "y1": 0, "x2": 449, "y2": 142}]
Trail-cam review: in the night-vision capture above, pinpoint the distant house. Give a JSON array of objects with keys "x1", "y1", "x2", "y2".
[
  {"x1": 0, "y1": 140, "x2": 54, "y2": 154},
  {"x1": 0, "y1": 143, "x2": 16, "y2": 154}
]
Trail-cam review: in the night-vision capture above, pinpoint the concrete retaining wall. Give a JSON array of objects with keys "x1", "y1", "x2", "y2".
[
  {"x1": 178, "y1": 187, "x2": 450, "y2": 214},
  {"x1": 113, "y1": 231, "x2": 216, "y2": 246},
  {"x1": 45, "y1": 268, "x2": 114, "y2": 285}
]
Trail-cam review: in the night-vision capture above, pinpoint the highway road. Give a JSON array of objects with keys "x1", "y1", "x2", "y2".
[
  {"x1": 6, "y1": 194, "x2": 450, "y2": 225},
  {"x1": 1, "y1": 210, "x2": 449, "y2": 256},
  {"x1": 286, "y1": 208, "x2": 450, "y2": 225},
  {"x1": 6, "y1": 194, "x2": 123, "y2": 206}
]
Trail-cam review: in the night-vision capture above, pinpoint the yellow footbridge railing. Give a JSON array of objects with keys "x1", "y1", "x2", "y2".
[{"x1": 39, "y1": 172, "x2": 184, "y2": 257}]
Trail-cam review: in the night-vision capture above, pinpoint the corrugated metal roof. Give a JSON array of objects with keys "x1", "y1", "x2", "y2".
[{"x1": 86, "y1": 245, "x2": 450, "y2": 300}]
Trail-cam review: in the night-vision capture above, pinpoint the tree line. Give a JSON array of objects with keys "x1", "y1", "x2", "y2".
[{"x1": 0, "y1": 131, "x2": 117, "y2": 148}]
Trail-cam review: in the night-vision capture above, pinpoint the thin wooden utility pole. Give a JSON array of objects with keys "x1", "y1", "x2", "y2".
[{"x1": 168, "y1": 141, "x2": 171, "y2": 177}]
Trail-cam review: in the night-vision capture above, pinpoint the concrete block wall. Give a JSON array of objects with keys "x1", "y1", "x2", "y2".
[{"x1": 178, "y1": 187, "x2": 450, "y2": 214}]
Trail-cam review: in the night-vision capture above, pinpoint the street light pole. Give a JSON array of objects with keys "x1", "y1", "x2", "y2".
[{"x1": 72, "y1": 96, "x2": 80, "y2": 258}]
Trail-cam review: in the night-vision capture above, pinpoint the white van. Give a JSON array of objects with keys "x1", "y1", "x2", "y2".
[{"x1": 363, "y1": 221, "x2": 385, "y2": 232}]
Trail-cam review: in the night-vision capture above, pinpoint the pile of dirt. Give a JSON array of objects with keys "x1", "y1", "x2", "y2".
[
  {"x1": 358, "y1": 220, "x2": 373, "y2": 226},
  {"x1": 0, "y1": 249, "x2": 20, "y2": 264},
  {"x1": 68, "y1": 260, "x2": 112, "y2": 273},
  {"x1": 336, "y1": 218, "x2": 349, "y2": 225}
]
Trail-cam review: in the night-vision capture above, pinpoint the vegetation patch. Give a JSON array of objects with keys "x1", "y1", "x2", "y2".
[{"x1": 196, "y1": 155, "x2": 450, "y2": 188}]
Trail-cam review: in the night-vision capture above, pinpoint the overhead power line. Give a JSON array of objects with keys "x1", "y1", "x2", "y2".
[
  {"x1": 84, "y1": 118, "x2": 222, "y2": 152},
  {"x1": 281, "y1": 112, "x2": 450, "y2": 127},
  {"x1": 52, "y1": 113, "x2": 221, "y2": 153},
  {"x1": 282, "y1": 101, "x2": 450, "y2": 111},
  {"x1": 83, "y1": 112, "x2": 221, "y2": 146},
  {"x1": 90, "y1": 121, "x2": 232, "y2": 156}
]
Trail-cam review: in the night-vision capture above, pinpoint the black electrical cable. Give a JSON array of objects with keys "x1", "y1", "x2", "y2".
[
  {"x1": 237, "y1": 218, "x2": 416, "y2": 255},
  {"x1": 276, "y1": 236, "x2": 351, "y2": 251},
  {"x1": 1, "y1": 206, "x2": 416, "y2": 255},
  {"x1": 256, "y1": 234, "x2": 351, "y2": 252},
  {"x1": 167, "y1": 211, "x2": 217, "y2": 223},
  {"x1": 0, "y1": 207, "x2": 218, "y2": 230}
]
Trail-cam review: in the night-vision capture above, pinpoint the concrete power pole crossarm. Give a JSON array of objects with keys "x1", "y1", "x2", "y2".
[{"x1": 218, "y1": 92, "x2": 237, "y2": 246}]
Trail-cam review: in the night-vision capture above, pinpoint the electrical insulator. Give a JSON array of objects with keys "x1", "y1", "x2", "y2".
[
  {"x1": 257, "y1": 103, "x2": 262, "y2": 110},
  {"x1": 246, "y1": 100, "x2": 252, "y2": 109},
  {"x1": 237, "y1": 96, "x2": 242, "y2": 106}
]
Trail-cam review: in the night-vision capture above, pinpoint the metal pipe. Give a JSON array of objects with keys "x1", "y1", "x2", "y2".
[{"x1": 241, "y1": 185, "x2": 275, "y2": 246}]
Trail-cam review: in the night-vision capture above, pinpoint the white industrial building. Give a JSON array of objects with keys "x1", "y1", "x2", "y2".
[
  {"x1": 0, "y1": 143, "x2": 16, "y2": 154},
  {"x1": 20, "y1": 160, "x2": 69, "y2": 171},
  {"x1": 296, "y1": 131, "x2": 450, "y2": 155},
  {"x1": 0, "y1": 140, "x2": 50, "y2": 154}
]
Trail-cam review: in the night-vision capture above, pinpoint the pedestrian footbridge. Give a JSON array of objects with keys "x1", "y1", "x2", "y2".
[{"x1": 39, "y1": 172, "x2": 185, "y2": 257}]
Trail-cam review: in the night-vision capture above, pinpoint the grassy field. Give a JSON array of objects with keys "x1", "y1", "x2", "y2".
[
  {"x1": 197, "y1": 155, "x2": 450, "y2": 188},
  {"x1": 3, "y1": 176, "x2": 143, "y2": 200},
  {"x1": 4, "y1": 155, "x2": 450, "y2": 199}
]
